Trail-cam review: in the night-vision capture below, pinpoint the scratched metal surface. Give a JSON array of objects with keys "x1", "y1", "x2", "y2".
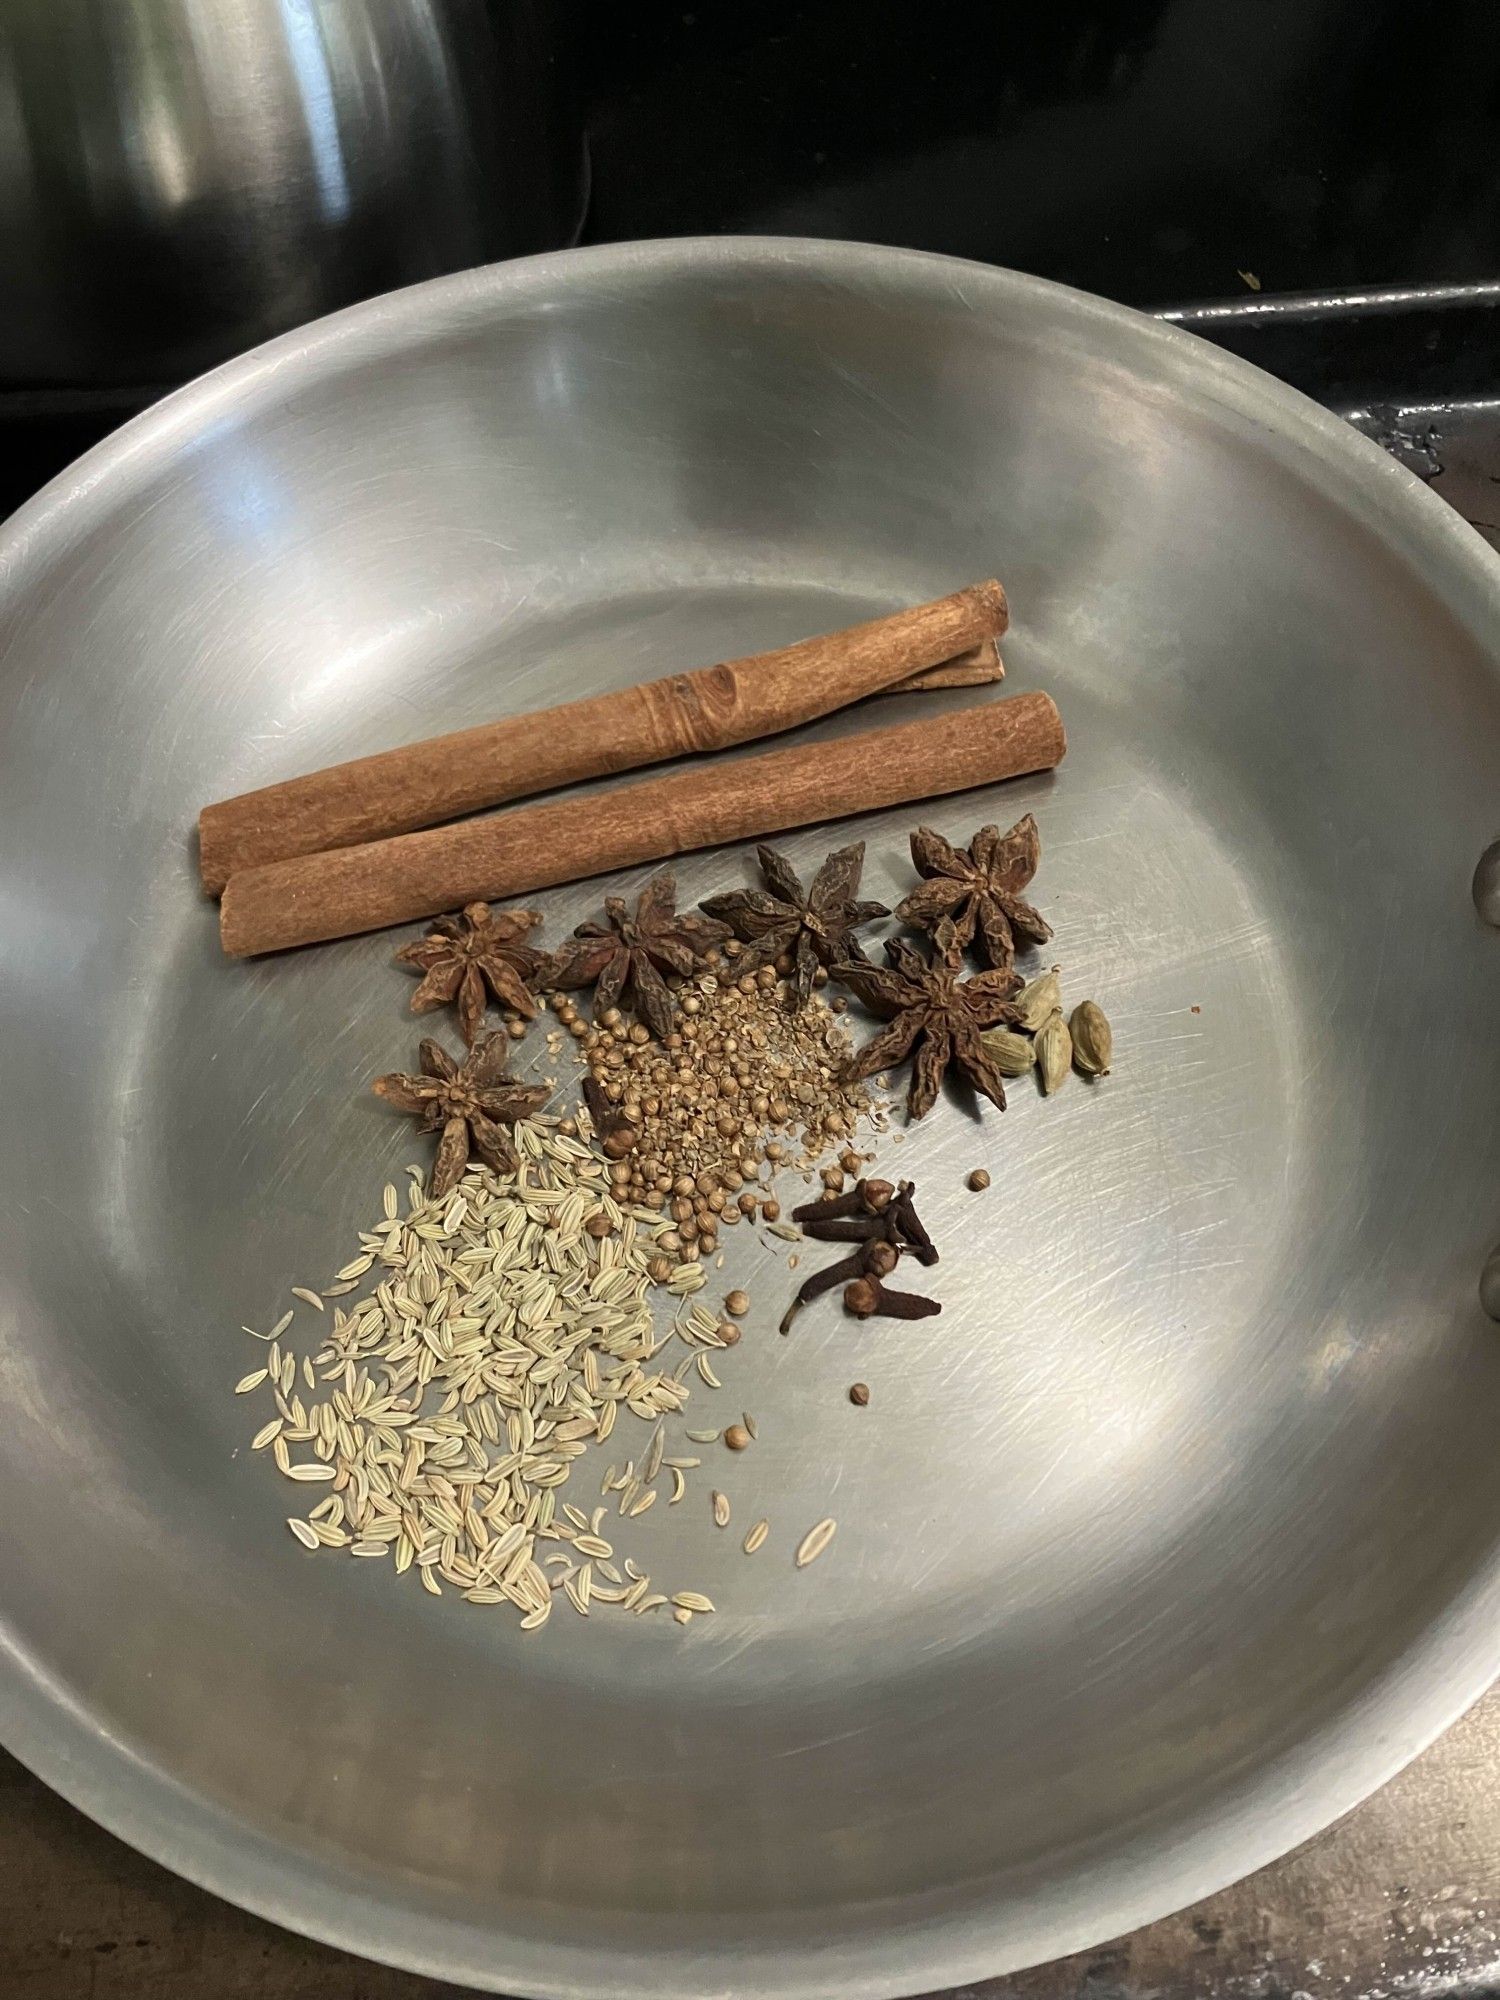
[{"x1": 3, "y1": 240, "x2": 1500, "y2": 1999}]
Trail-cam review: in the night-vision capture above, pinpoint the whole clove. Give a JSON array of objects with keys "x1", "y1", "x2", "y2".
[
  {"x1": 791, "y1": 1183, "x2": 875, "y2": 1224},
  {"x1": 844, "y1": 1278, "x2": 942, "y2": 1322},
  {"x1": 889, "y1": 1183, "x2": 938, "y2": 1265},
  {"x1": 793, "y1": 1177, "x2": 938, "y2": 1257},
  {"x1": 779, "y1": 1252, "x2": 869, "y2": 1333},
  {"x1": 780, "y1": 1177, "x2": 942, "y2": 1330},
  {"x1": 797, "y1": 1214, "x2": 895, "y2": 1245}
]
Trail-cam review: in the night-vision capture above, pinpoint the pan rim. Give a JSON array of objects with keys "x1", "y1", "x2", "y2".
[{"x1": 3, "y1": 232, "x2": 1500, "y2": 2000}]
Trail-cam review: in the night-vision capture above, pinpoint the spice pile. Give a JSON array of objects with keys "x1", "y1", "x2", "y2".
[
  {"x1": 568, "y1": 953, "x2": 879, "y2": 1249},
  {"x1": 205, "y1": 588, "x2": 1110, "y2": 1632},
  {"x1": 238, "y1": 1120, "x2": 727, "y2": 1626},
  {"x1": 236, "y1": 798, "x2": 1115, "y2": 1633},
  {"x1": 536, "y1": 851, "x2": 890, "y2": 1257}
]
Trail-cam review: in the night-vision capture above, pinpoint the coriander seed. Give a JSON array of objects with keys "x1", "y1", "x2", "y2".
[
  {"x1": 967, "y1": 1168, "x2": 991, "y2": 1192},
  {"x1": 724, "y1": 1424, "x2": 751, "y2": 1451},
  {"x1": 849, "y1": 1382, "x2": 870, "y2": 1406}
]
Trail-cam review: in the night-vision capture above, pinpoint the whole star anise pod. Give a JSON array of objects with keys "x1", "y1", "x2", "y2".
[
  {"x1": 542, "y1": 872, "x2": 729, "y2": 1040},
  {"x1": 372, "y1": 1033, "x2": 549, "y2": 1198},
  {"x1": 834, "y1": 936, "x2": 1022, "y2": 1119},
  {"x1": 394, "y1": 902, "x2": 546, "y2": 1046},
  {"x1": 699, "y1": 841, "x2": 888, "y2": 1004},
  {"x1": 895, "y1": 814, "x2": 1052, "y2": 969}
]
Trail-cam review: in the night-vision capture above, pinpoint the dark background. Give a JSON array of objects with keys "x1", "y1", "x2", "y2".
[
  {"x1": 581, "y1": 0, "x2": 1500, "y2": 300},
  {"x1": 10, "y1": 0, "x2": 1500, "y2": 518}
]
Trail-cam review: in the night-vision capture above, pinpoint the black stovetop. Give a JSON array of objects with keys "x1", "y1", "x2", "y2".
[
  {"x1": 7, "y1": 0, "x2": 1500, "y2": 530},
  {"x1": 580, "y1": 0, "x2": 1500, "y2": 304}
]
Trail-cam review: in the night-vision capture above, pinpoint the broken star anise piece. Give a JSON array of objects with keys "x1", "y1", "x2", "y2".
[
  {"x1": 372, "y1": 1033, "x2": 549, "y2": 1199},
  {"x1": 699, "y1": 840, "x2": 888, "y2": 1004},
  {"x1": 834, "y1": 936, "x2": 1023, "y2": 1119},
  {"x1": 394, "y1": 902, "x2": 546, "y2": 1046},
  {"x1": 542, "y1": 871, "x2": 729, "y2": 1040},
  {"x1": 895, "y1": 814, "x2": 1052, "y2": 969}
]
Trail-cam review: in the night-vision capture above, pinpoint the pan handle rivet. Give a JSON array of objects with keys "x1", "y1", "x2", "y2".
[{"x1": 1474, "y1": 839, "x2": 1500, "y2": 927}]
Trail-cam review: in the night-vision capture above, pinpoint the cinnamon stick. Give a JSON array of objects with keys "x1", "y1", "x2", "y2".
[
  {"x1": 219, "y1": 689, "x2": 1064, "y2": 957},
  {"x1": 198, "y1": 583, "x2": 1009, "y2": 893}
]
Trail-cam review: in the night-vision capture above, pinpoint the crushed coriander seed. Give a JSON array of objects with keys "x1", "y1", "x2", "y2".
[{"x1": 569, "y1": 960, "x2": 884, "y2": 1253}]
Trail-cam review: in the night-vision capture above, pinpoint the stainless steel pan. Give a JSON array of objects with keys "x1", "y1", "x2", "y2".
[{"x1": 2, "y1": 239, "x2": 1499, "y2": 1999}]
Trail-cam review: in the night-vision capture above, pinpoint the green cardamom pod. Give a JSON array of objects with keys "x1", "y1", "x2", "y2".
[
  {"x1": 980, "y1": 1026, "x2": 1037, "y2": 1077},
  {"x1": 1014, "y1": 967, "x2": 1062, "y2": 1032},
  {"x1": 1035, "y1": 1008, "x2": 1071, "y2": 1094},
  {"x1": 1069, "y1": 1000, "x2": 1113, "y2": 1077}
]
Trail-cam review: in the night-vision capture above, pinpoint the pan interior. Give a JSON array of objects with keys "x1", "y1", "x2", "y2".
[{"x1": 3, "y1": 243, "x2": 1500, "y2": 1995}]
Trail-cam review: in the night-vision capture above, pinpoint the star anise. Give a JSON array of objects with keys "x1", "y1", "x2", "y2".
[
  {"x1": 542, "y1": 872, "x2": 729, "y2": 1040},
  {"x1": 372, "y1": 1033, "x2": 549, "y2": 1198},
  {"x1": 895, "y1": 814, "x2": 1052, "y2": 969},
  {"x1": 699, "y1": 841, "x2": 888, "y2": 1004},
  {"x1": 834, "y1": 936, "x2": 1022, "y2": 1119},
  {"x1": 394, "y1": 902, "x2": 546, "y2": 1046}
]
